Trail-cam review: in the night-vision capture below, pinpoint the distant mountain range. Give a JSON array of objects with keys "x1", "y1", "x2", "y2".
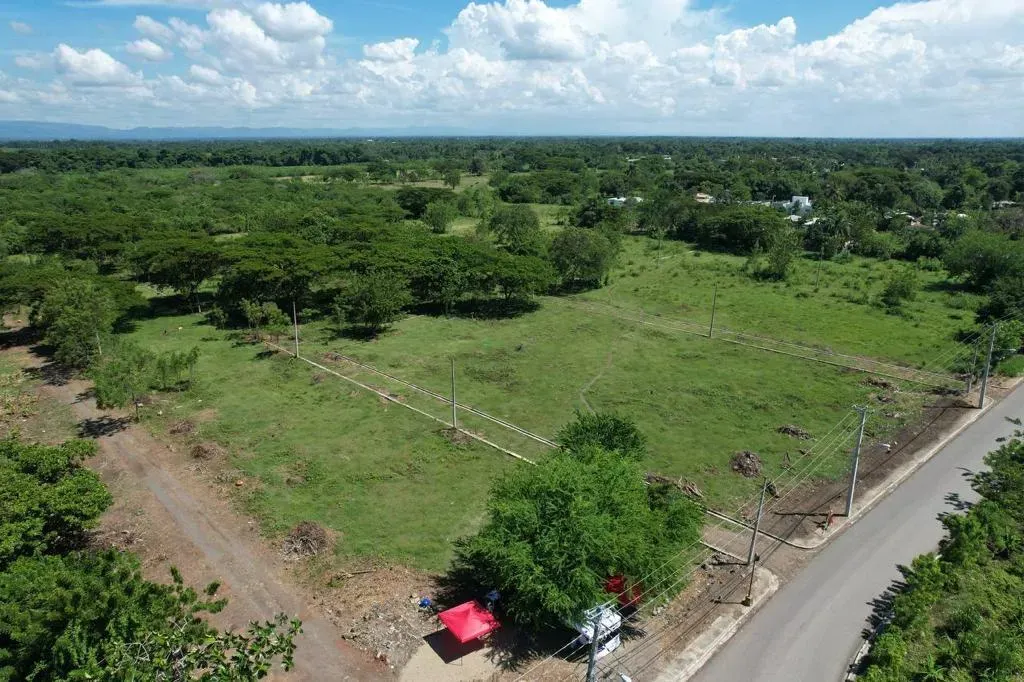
[{"x1": 0, "y1": 120, "x2": 479, "y2": 141}]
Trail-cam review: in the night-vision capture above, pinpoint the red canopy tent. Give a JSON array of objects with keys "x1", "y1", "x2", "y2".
[{"x1": 438, "y1": 601, "x2": 500, "y2": 644}]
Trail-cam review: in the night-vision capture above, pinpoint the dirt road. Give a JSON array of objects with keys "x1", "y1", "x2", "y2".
[{"x1": 27, "y1": 356, "x2": 385, "y2": 682}]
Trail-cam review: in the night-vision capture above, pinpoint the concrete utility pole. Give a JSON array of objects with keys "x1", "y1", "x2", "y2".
[
  {"x1": 814, "y1": 249, "x2": 824, "y2": 290},
  {"x1": 709, "y1": 285, "x2": 719, "y2": 339},
  {"x1": 292, "y1": 301, "x2": 300, "y2": 358},
  {"x1": 450, "y1": 357, "x2": 458, "y2": 430},
  {"x1": 979, "y1": 323, "x2": 998, "y2": 409},
  {"x1": 585, "y1": 610, "x2": 602, "y2": 682},
  {"x1": 746, "y1": 477, "x2": 769, "y2": 566},
  {"x1": 95, "y1": 331, "x2": 103, "y2": 357},
  {"x1": 845, "y1": 406, "x2": 869, "y2": 517},
  {"x1": 743, "y1": 478, "x2": 768, "y2": 607}
]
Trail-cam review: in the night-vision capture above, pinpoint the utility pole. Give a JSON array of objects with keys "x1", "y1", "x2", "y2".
[
  {"x1": 585, "y1": 610, "x2": 602, "y2": 682},
  {"x1": 292, "y1": 301, "x2": 300, "y2": 358},
  {"x1": 814, "y1": 249, "x2": 824, "y2": 290},
  {"x1": 743, "y1": 478, "x2": 768, "y2": 607},
  {"x1": 746, "y1": 478, "x2": 768, "y2": 566},
  {"x1": 450, "y1": 357, "x2": 458, "y2": 431},
  {"x1": 709, "y1": 285, "x2": 719, "y2": 339},
  {"x1": 95, "y1": 331, "x2": 103, "y2": 357},
  {"x1": 845, "y1": 406, "x2": 869, "y2": 517},
  {"x1": 979, "y1": 324, "x2": 998, "y2": 409}
]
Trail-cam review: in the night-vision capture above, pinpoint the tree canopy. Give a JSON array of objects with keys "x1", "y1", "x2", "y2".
[{"x1": 452, "y1": 444, "x2": 701, "y2": 629}]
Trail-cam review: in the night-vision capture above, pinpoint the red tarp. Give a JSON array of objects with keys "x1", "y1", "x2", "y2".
[
  {"x1": 438, "y1": 601, "x2": 500, "y2": 643},
  {"x1": 604, "y1": 575, "x2": 643, "y2": 607}
]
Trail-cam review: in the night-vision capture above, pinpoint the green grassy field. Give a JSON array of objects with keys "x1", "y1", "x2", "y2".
[
  {"x1": 587, "y1": 238, "x2": 982, "y2": 367},
  {"x1": 116, "y1": 234, "x2": 975, "y2": 573}
]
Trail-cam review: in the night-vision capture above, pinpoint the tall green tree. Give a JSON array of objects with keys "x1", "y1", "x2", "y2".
[
  {"x1": 133, "y1": 235, "x2": 222, "y2": 312},
  {"x1": 452, "y1": 445, "x2": 702, "y2": 629},
  {"x1": 0, "y1": 438, "x2": 111, "y2": 568},
  {"x1": 549, "y1": 228, "x2": 616, "y2": 290},
  {"x1": 34, "y1": 278, "x2": 116, "y2": 369},
  {"x1": 486, "y1": 205, "x2": 546, "y2": 257},
  {"x1": 0, "y1": 437, "x2": 301, "y2": 681},
  {"x1": 334, "y1": 270, "x2": 412, "y2": 335}
]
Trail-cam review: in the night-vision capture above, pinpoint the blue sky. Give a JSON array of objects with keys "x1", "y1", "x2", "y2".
[
  {"x1": 1, "y1": 0, "x2": 889, "y2": 57},
  {"x1": 1, "y1": 0, "x2": 1023, "y2": 135}
]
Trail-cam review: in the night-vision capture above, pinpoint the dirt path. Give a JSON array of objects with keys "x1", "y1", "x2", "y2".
[
  {"x1": 578, "y1": 352, "x2": 614, "y2": 414},
  {"x1": 21, "y1": 352, "x2": 385, "y2": 681}
]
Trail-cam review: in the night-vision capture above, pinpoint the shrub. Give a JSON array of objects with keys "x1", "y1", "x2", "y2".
[{"x1": 880, "y1": 270, "x2": 919, "y2": 310}]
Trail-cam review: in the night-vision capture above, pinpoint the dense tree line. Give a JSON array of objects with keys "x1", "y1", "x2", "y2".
[{"x1": 861, "y1": 437, "x2": 1024, "y2": 681}]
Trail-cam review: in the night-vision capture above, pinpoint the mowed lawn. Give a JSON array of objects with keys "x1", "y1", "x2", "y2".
[{"x1": 586, "y1": 237, "x2": 983, "y2": 368}]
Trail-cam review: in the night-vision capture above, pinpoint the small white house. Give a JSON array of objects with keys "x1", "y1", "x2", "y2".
[
  {"x1": 694, "y1": 192, "x2": 715, "y2": 204},
  {"x1": 790, "y1": 196, "x2": 813, "y2": 214}
]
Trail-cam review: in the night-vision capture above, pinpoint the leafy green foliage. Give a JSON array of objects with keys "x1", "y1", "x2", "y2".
[
  {"x1": 34, "y1": 278, "x2": 116, "y2": 369},
  {"x1": 452, "y1": 445, "x2": 702, "y2": 629},
  {"x1": 761, "y1": 225, "x2": 802, "y2": 281},
  {"x1": 549, "y1": 228, "x2": 617, "y2": 289},
  {"x1": 860, "y1": 439, "x2": 1024, "y2": 681},
  {"x1": 0, "y1": 439, "x2": 110, "y2": 568},
  {"x1": 487, "y1": 205, "x2": 546, "y2": 256},
  {"x1": 944, "y1": 230, "x2": 1024, "y2": 289},
  {"x1": 557, "y1": 411, "x2": 648, "y2": 461},
  {"x1": 0, "y1": 436, "x2": 300, "y2": 680},
  {"x1": 133, "y1": 234, "x2": 222, "y2": 311},
  {"x1": 880, "y1": 270, "x2": 919, "y2": 311},
  {"x1": 423, "y1": 200, "x2": 458, "y2": 234},
  {"x1": 90, "y1": 340, "x2": 200, "y2": 409},
  {"x1": 334, "y1": 270, "x2": 413, "y2": 335}
]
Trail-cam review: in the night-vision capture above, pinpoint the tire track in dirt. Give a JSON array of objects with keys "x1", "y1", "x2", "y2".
[{"x1": 29, "y1": 363, "x2": 386, "y2": 682}]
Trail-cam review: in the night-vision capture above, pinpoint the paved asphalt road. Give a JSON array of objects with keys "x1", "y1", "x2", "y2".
[{"x1": 691, "y1": 386, "x2": 1024, "y2": 682}]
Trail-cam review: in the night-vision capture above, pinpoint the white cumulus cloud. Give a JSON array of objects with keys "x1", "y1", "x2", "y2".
[
  {"x1": 53, "y1": 44, "x2": 139, "y2": 86},
  {"x1": 126, "y1": 38, "x2": 174, "y2": 61},
  {"x1": 363, "y1": 38, "x2": 419, "y2": 62},
  {"x1": 134, "y1": 15, "x2": 175, "y2": 43},
  {"x1": 189, "y1": 64, "x2": 223, "y2": 84},
  {"x1": 252, "y1": 2, "x2": 333, "y2": 41},
  {"x1": 5, "y1": 0, "x2": 1024, "y2": 136}
]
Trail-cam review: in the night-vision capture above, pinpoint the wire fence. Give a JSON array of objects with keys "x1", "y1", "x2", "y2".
[
  {"x1": 259, "y1": 300, "x2": 1007, "y2": 681},
  {"x1": 563, "y1": 298, "x2": 965, "y2": 389}
]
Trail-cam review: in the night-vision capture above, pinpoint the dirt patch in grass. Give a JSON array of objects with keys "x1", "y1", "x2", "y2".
[
  {"x1": 191, "y1": 441, "x2": 226, "y2": 460},
  {"x1": 315, "y1": 564, "x2": 439, "y2": 672}
]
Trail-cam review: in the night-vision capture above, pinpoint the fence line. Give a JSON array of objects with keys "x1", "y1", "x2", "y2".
[
  {"x1": 263, "y1": 340, "x2": 538, "y2": 465},
  {"x1": 319, "y1": 351, "x2": 559, "y2": 448},
  {"x1": 566, "y1": 298, "x2": 961, "y2": 388}
]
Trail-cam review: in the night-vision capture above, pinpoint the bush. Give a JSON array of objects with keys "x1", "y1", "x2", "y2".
[
  {"x1": 334, "y1": 270, "x2": 412, "y2": 335},
  {"x1": 997, "y1": 355, "x2": 1024, "y2": 377},
  {"x1": 880, "y1": 270, "x2": 919, "y2": 310},
  {"x1": 557, "y1": 411, "x2": 647, "y2": 461}
]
